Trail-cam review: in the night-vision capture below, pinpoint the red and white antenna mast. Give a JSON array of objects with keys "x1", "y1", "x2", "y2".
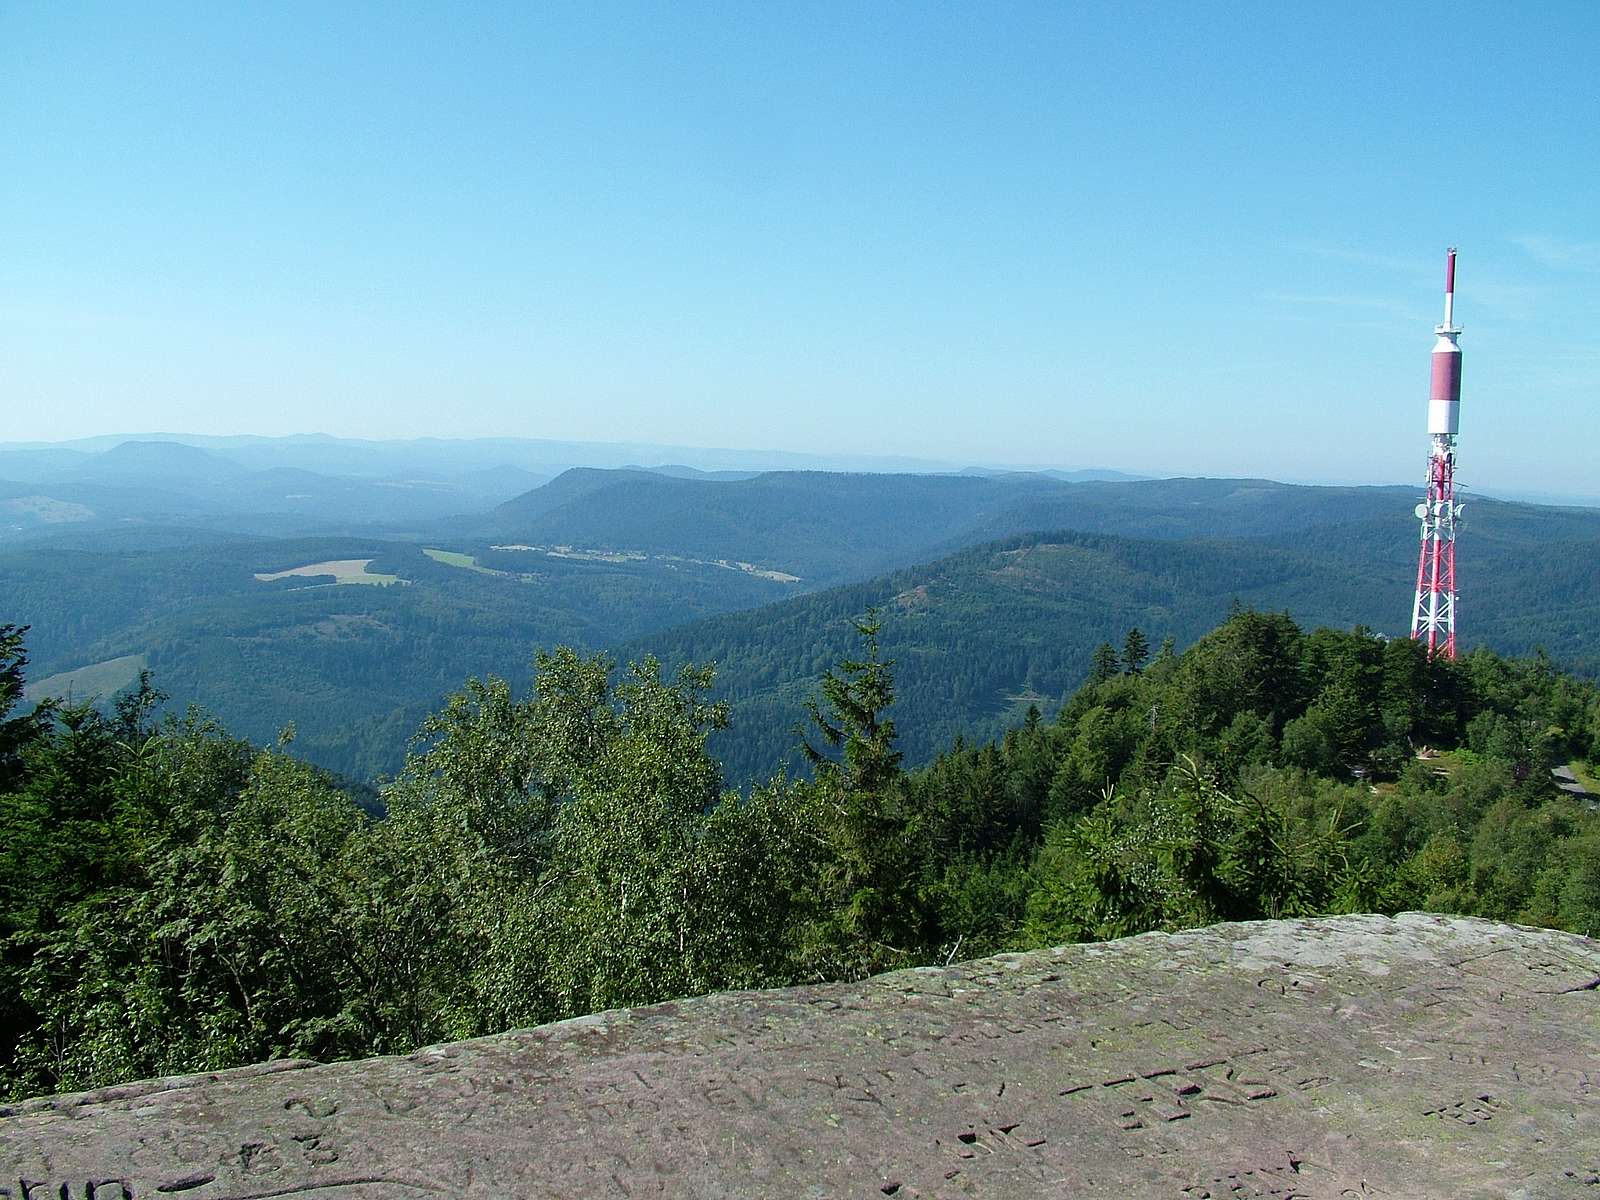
[{"x1": 1410, "y1": 248, "x2": 1463, "y2": 658}]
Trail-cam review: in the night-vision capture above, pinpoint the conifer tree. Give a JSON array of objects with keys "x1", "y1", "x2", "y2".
[
  {"x1": 798, "y1": 609, "x2": 917, "y2": 976},
  {"x1": 1152, "y1": 634, "x2": 1177, "y2": 669},
  {"x1": 801, "y1": 609, "x2": 902, "y2": 793},
  {"x1": 1122, "y1": 627, "x2": 1150, "y2": 675},
  {"x1": 1088, "y1": 642, "x2": 1120, "y2": 685}
]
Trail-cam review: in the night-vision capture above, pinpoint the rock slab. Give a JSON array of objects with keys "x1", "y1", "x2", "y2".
[{"x1": 3, "y1": 913, "x2": 1599, "y2": 1198}]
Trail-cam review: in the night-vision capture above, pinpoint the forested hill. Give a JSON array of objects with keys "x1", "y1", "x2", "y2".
[
  {"x1": 628, "y1": 497, "x2": 1600, "y2": 785},
  {"x1": 479, "y1": 469, "x2": 1441, "y2": 586},
  {"x1": 1255, "y1": 510, "x2": 1600, "y2": 675},
  {"x1": 6, "y1": 468, "x2": 1597, "y2": 783},
  {"x1": 1, "y1": 535, "x2": 792, "y2": 778},
  {"x1": 623, "y1": 530, "x2": 1405, "y2": 784},
  {"x1": 482, "y1": 468, "x2": 1073, "y2": 584}
]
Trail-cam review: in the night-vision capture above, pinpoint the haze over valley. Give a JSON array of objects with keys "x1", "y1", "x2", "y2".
[{"x1": 6, "y1": 433, "x2": 1598, "y2": 783}]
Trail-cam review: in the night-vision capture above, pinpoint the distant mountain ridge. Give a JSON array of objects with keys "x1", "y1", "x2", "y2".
[
  {"x1": 0, "y1": 433, "x2": 983, "y2": 478},
  {"x1": 0, "y1": 439, "x2": 555, "y2": 539},
  {"x1": 1, "y1": 435, "x2": 1165, "y2": 544},
  {"x1": 480, "y1": 468, "x2": 1429, "y2": 587}
]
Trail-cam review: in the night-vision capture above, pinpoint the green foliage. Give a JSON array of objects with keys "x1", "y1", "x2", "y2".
[
  {"x1": 537, "y1": 652, "x2": 745, "y2": 1013},
  {"x1": 801, "y1": 610, "x2": 902, "y2": 794},
  {"x1": 1122, "y1": 627, "x2": 1149, "y2": 675},
  {"x1": 0, "y1": 624, "x2": 51, "y2": 790},
  {"x1": 795, "y1": 612, "x2": 920, "y2": 980},
  {"x1": 3, "y1": 606, "x2": 1599, "y2": 1104},
  {"x1": 1089, "y1": 642, "x2": 1120, "y2": 685},
  {"x1": 5, "y1": 708, "x2": 374, "y2": 1094},
  {"x1": 1022, "y1": 757, "x2": 1355, "y2": 944}
]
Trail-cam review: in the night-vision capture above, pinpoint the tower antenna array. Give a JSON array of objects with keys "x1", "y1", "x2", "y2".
[{"x1": 1410, "y1": 248, "x2": 1463, "y2": 658}]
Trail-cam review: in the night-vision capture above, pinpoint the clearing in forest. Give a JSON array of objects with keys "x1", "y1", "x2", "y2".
[
  {"x1": 254, "y1": 559, "x2": 401, "y2": 586},
  {"x1": 28, "y1": 653, "x2": 148, "y2": 703},
  {"x1": 423, "y1": 548, "x2": 508, "y2": 576}
]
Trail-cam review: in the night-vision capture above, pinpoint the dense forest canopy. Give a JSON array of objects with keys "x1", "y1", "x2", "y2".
[{"x1": 2, "y1": 609, "x2": 1596, "y2": 1102}]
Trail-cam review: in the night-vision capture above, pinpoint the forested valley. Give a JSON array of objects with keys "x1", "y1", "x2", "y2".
[{"x1": 4, "y1": 608, "x2": 1597, "y2": 1103}]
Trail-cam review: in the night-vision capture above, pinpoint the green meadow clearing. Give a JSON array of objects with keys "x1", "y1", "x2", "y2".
[
  {"x1": 422, "y1": 548, "x2": 506, "y2": 576},
  {"x1": 28, "y1": 653, "x2": 148, "y2": 704}
]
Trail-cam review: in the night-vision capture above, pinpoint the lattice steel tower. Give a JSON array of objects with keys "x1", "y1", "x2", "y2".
[{"x1": 1410, "y1": 248, "x2": 1463, "y2": 658}]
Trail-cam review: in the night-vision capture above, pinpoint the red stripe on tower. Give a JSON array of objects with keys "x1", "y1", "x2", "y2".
[{"x1": 1431, "y1": 351, "x2": 1461, "y2": 403}]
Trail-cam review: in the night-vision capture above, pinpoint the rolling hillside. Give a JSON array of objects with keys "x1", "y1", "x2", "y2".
[
  {"x1": 620, "y1": 530, "x2": 1405, "y2": 784},
  {"x1": 3, "y1": 534, "x2": 794, "y2": 779},
  {"x1": 479, "y1": 469, "x2": 1447, "y2": 586},
  {"x1": 6, "y1": 469, "x2": 1597, "y2": 783},
  {"x1": 625, "y1": 495, "x2": 1600, "y2": 785}
]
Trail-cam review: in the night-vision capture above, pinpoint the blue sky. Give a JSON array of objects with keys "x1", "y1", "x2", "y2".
[{"x1": 3, "y1": 2, "x2": 1597, "y2": 490}]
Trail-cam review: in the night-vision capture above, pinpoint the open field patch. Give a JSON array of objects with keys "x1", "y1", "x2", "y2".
[
  {"x1": 716, "y1": 559, "x2": 801, "y2": 583},
  {"x1": 1, "y1": 495, "x2": 96, "y2": 524},
  {"x1": 424, "y1": 548, "x2": 507, "y2": 576},
  {"x1": 254, "y1": 559, "x2": 401, "y2": 586},
  {"x1": 28, "y1": 654, "x2": 148, "y2": 703}
]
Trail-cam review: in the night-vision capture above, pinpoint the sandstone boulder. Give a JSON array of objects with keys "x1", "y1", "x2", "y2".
[{"x1": 4, "y1": 913, "x2": 1598, "y2": 1198}]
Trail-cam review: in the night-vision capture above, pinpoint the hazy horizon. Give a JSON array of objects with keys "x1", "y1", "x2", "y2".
[{"x1": 9, "y1": 427, "x2": 1600, "y2": 507}]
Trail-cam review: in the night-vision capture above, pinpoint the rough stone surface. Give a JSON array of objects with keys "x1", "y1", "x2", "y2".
[{"x1": 4, "y1": 913, "x2": 1599, "y2": 1198}]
